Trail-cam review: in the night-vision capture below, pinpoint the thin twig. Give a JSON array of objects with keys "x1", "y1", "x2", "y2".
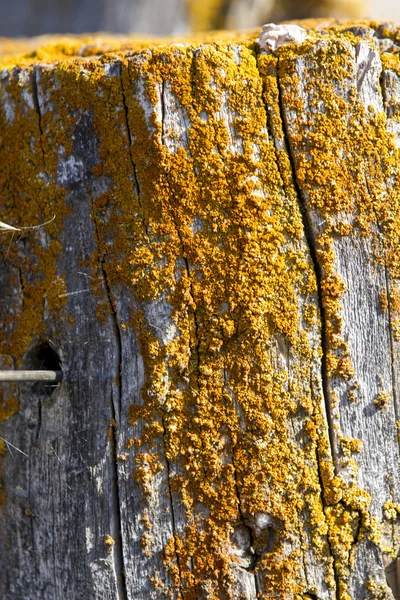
[
  {"x1": 0, "y1": 221, "x2": 19, "y2": 232},
  {"x1": 58, "y1": 288, "x2": 92, "y2": 298},
  {"x1": 0, "y1": 215, "x2": 56, "y2": 232},
  {"x1": 0, "y1": 436, "x2": 28, "y2": 457}
]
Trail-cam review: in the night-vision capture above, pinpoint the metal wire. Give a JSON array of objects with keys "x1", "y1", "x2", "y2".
[{"x1": 0, "y1": 370, "x2": 63, "y2": 382}]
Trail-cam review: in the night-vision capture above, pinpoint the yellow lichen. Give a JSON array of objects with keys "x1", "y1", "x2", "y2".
[
  {"x1": 104, "y1": 534, "x2": 116, "y2": 552},
  {"x1": 383, "y1": 501, "x2": 400, "y2": 521},
  {"x1": 374, "y1": 391, "x2": 392, "y2": 409},
  {"x1": 1, "y1": 20, "x2": 399, "y2": 599},
  {"x1": 338, "y1": 435, "x2": 363, "y2": 457},
  {"x1": 347, "y1": 382, "x2": 360, "y2": 404},
  {"x1": 365, "y1": 578, "x2": 392, "y2": 599}
]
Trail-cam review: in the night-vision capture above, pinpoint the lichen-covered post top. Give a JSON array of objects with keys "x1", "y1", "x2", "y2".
[{"x1": 2, "y1": 18, "x2": 400, "y2": 600}]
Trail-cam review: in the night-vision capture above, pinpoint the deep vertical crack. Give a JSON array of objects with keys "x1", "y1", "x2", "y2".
[
  {"x1": 119, "y1": 61, "x2": 151, "y2": 242},
  {"x1": 274, "y1": 60, "x2": 341, "y2": 600},
  {"x1": 255, "y1": 52, "x2": 340, "y2": 599},
  {"x1": 383, "y1": 263, "x2": 400, "y2": 453},
  {"x1": 375, "y1": 69, "x2": 400, "y2": 553},
  {"x1": 133, "y1": 60, "x2": 187, "y2": 591},
  {"x1": 161, "y1": 79, "x2": 166, "y2": 142},
  {"x1": 18, "y1": 267, "x2": 24, "y2": 304},
  {"x1": 35, "y1": 399, "x2": 42, "y2": 442},
  {"x1": 92, "y1": 206, "x2": 127, "y2": 600},
  {"x1": 102, "y1": 266, "x2": 127, "y2": 600},
  {"x1": 376, "y1": 70, "x2": 400, "y2": 446},
  {"x1": 160, "y1": 413, "x2": 185, "y2": 598},
  {"x1": 120, "y1": 55, "x2": 191, "y2": 593},
  {"x1": 31, "y1": 68, "x2": 46, "y2": 170},
  {"x1": 274, "y1": 59, "x2": 337, "y2": 466}
]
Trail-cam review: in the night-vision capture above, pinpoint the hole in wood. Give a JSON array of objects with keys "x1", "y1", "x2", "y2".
[
  {"x1": 246, "y1": 523, "x2": 276, "y2": 571},
  {"x1": 23, "y1": 341, "x2": 62, "y2": 397},
  {"x1": 229, "y1": 514, "x2": 279, "y2": 571}
]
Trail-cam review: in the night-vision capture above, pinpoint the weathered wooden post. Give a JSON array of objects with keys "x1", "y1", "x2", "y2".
[{"x1": 1, "y1": 20, "x2": 400, "y2": 600}]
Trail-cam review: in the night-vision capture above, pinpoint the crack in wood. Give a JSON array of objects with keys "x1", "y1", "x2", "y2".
[
  {"x1": 121, "y1": 55, "x2": 188, "y2": 595},
  {"x1": 275, "y1": 57, "x2": 338, "y2": 471},
  {"x1": 160, "y1": 412, "x2": 185, "y2": 598},
  {"x1": 31, "y1": 67, "x2": 46, "y2": 171},
  {"x1": 92, "y1": 208, "x2": 127, "y2": 600},
  {"x1": 255, "y1": 52, "x2": 341, "y2": 599},
  {"x1": 374, "y1": 71, "x2": 400, "y2": 454},
  {"x1": 275, "y1": 61, "x2": 342, "y2": 600},
  {"x1": 119, "y1": 61, "x2": 151, "y2": 243}
]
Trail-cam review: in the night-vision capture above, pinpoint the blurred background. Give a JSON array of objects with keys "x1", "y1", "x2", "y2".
[{"x1": 0, "y1": 0, "x2": 399, "y2": 38}]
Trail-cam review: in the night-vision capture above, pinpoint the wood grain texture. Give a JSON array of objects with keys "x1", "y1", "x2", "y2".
[{"x1": 2, "y1": 21, "x2": 400, "y2": 600}]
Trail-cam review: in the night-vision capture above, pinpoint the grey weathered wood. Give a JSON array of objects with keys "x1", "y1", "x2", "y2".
[
  {"x1": 0, "y1": 65, "x2": 124, "y2": 599},
  {"x1": 2, "y1": 22, "x2": 400, "y2": 600}
]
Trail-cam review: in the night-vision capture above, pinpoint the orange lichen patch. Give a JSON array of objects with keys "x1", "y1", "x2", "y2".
[
  {"x1": 140, "y1": 512, "x2": 153, "y2": 532},
  {"x1": 134, "y1": 452, "x2": 164, "y2": 497},
  {"x1": 0, "y1": 30, "x2": 261, "y2": 71},
  {"x1": 374, "y1": 391, "x2": 392, "y2": 409},
  {"x1": 393, "y1": 319, "x2": 400, "y2": 342},
  {"x1": 365, "y1": 578, "x2": 393, "y2": 599},
  {"x1": 141, "y1": 531, "x2": 153, "y2": 557},
  {"x1": 347, "y1": 382, "x2": 360, "y2": 404},
  {"x1": 325, "y1": 487, "x2": 374, "y2": 597},
  {"x1": 338, "y1": 435, "x2": 363, "y2": 457},
  {"x1": 0, "y1": 389, "x2": 18, "y2": 423},
  {"x1": 107, "y1": 418, "x2": 117, "y2": 441},
  {"x1": 383, "y1": 501, "x2": 400, "y2": 520},
  {"x1": 101, "y1": 41, "x2": 339, "y2": 595},
  {"x1": 389, "y1": 287, "x2": 400, "y2": 314},
  {"x1": 0, "y1": 64, "x2": 68, "y2": 359},
  {"x1": 380, "y1": 290, "x2": 389, "y2": 312},
  {"x1": 104, "y1": 534, "x2": 116, "y2": 552}
]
